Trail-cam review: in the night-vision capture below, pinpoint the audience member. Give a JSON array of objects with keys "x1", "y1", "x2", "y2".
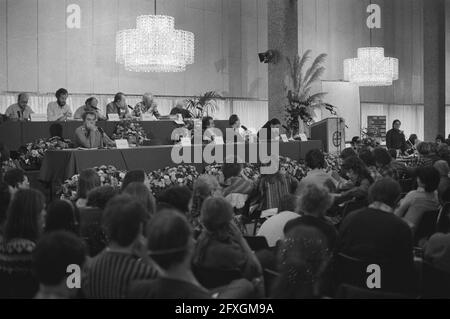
[
  {"x1": 373, "y1": 147, "x2": 399, "y2": 180},
  {"x1": 44, "y1": 200, "x2": 79, "y2": 235},
  {"x1": 3, "y1": 168, "x2": 29, "y2": 196},
  {"x1": 298, "y1": 149, "x2": 336, "y2": 192},
  {"x1": 358, "y1": 149, "x2": 381, "y2": 182},
  {"x1": 193, "y1": 197, "x2": 262, "y2": 281},
  {"x1": 81, "y1": 195, "x2": 160, "y2": 298},
  {"x1": 157, "y1": 185, "x2": 192, "y2": 215},
  {"x1": 76, "y1": 168, "x2": 101, "y2": 208},
  {"x1": 189, "y1": 175, "x2": 222, "y2": 231},
  {"x1": 123, "y1": 182, "x2": 156, "y2": 218},
  {"x1": 338, "y1": 178, "x2": 414, "y2": 293},
  {"x1": 86, "y1": 185, "x2": 117, "y2": 210},
  {"x1": 0, "y1": 189, "x2": 45, "y2": 298},
  {"x1": 257, "y1": 194, "x2": 298, "y2": 247},
  {"x1": 33, "y1": 231, "x2": 87, "y2": 299},
  {"x1": 121, "y1": 169, "x2": 148, "y2": 192},
  {"x1": 337, "y1": 156, "x2": 374, "y2": 203}
]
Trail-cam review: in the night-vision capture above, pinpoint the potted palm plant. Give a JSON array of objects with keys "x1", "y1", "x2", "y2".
[
  {"x1": 284, "y1": 50, "x2": 335, "y2": 138},
  {"x1": 185, "y1": 91, "x2": 221, "y2": 119}
]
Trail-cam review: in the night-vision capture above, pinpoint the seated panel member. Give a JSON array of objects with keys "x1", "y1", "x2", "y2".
[
  {"x1": 5, "y1": 93, "x2": 34, "y2": 121},
  {"x1": 47, "y1": 88, "x2": 72, "y2": 122},
  {"x1": 74, "y1": 111, "x2": 115, "y2": 149},
  {"x1": 106, "y1": 92, "x2": 130, "y2": 119},
  {"x1": 74, "y1": 97, "x2": 106, "y2": 121},
  {"x1": 133, "y1": 93, "x2": 160, "y2": 119}
]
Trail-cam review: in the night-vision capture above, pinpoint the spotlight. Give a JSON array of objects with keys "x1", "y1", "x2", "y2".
[{"x1": 258, "y1": 50, "x2": 276, "y2": 64}]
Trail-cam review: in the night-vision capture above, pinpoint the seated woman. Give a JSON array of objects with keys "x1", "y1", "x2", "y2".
[
  {"x1": 193, "y1": 197, "x2": 262, "y2": 281},
  {"x1": 416, "y1": 142, "x2": 437, "y2": 167},
  {"x1": 373, "y1": 147, "x2": 400, "y2": 180},
  {"x1": 395, "y1": 166, "x2": 440, "y2": 229},
  {"x1": 44, "y1": 200, "x2": 79, "y2": 235},
  {"x1": 0, "y1": 189, "x2": 45, "y2": 298},
  {"x1": 358, "y1": 148, "x2": 381, "y2": 182},
  {"x1": 335, "y1": 156, "x2": 374, "y2": 204},
  {"x1": 75, "y1": 168, "x2": 101, "y2": 208}
]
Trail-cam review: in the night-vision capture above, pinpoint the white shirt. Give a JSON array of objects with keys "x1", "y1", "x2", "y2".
[{"x1": 257, "y1": 211, "x2": 299, "y2": 247}]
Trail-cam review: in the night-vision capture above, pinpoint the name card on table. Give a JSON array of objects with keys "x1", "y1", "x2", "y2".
[
  {"x1": 30, "y1": 114, "x2": 47, "y2": 122},
  {"x1": 299, "y1": 133, "x2": 308, "y2": 142},
  {"x1": 180, "y1": 137, "x2": 191, "y2": 146},
  {"x1": 142, "y1": 114, "x2": 157, "y2": 121},
  {"x1": 115, "y1": 139, "x2": 129, "y2": 149},
  {"x1": 108, "y1": 114, "x2": 120, "y2": 121},
  {"x1": 280, "y1": 134, "x2": 289, "y2": 143}
]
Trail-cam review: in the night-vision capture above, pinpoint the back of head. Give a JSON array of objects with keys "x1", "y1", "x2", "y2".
[
  {"x1": 121, "y1": 170, "x2": 146, "y2": 192},
  {"x1": 5, "y1": 188, "x2": 45, "y2": 242},
  {"x1": 0, "y1": 182, "x2": 11, "y2": 226},
  {"x1": 193, "y1": 175, "x2": 220, "y2": 198},
  {"x1": 279, "y1": 194, "x2": 298, "y2": 213},
  {"x1": 272, "y1": 224, "x2": 331, "y2": 299},
  {"x1": 33, "y1": 231, "x2": 86, "y2": 286},
  {"x1": 340, "y1": 147, "x2": 357, "y2": 160},
  {"x1": 229, "y1": 114, "x2": 239, "y2": 126},
  {"x1": 200, "y1": 196, "x2": 233, "y2": 232},
  {"x1": 147, "y1": 209, "x2": 192, "y2": 270},
  {"x1": 123, "y1": 182, "x2": 156, "y2": 216},
  {"x1": 222, "y1": 162, "x2": 243, "y2": 180},
  {"x1": 434, "y1": 160, "x2": 450, "y2": 177},
  {"x1": 296, "y1": 183, "x2": 332, "y2": 217},
  {"x1": 78, "y1": 169, "x2": 100, "y2": 199},
  {"x1": 342, "y1": 156, "x2": 371, "y2": 181},
  {"x1": 86, "y1": 186, "x2": 117, "y2": 210},
  {"x1": 4, "y1": 168, "x2": 25, "y2": 188},
  {"x1": 416, "y1": 166, "x2": 440, "y2": 193},
  {"x1": 369, "y1": 178, "x2": 401, "y2": 207},
  {"x1": 103, "y1": 195, "x2": 148, "y2": 247},
  {"x1": 373, "y1": 147, "x2": 392, "y2": 166},
  {"x1": 358, "y1": 149, "x2": 375, "y2": 167},
  {"x1": 417, "y1": 142, "x2": 432, "y2": 156},
  {"x1": 305, "y1": 149, "x2": 325, "y2": 169},
  {"x1": 157, "y1": 185, "x2": 192, "y2": 214},
  {"x1": 45, "y1": 200, "x2": 78, "y2": 234}
]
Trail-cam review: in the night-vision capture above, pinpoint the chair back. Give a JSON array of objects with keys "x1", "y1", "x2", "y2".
[
  {"x1": 421, "y1": 261, "x2": 450, "y2": 298},
  {"x1": 192, "y1": 265, "x2": 242, "y2": 289},
  {"x1": 437, "y1": 202, "x2": 450, "y2": 233},
  {"x1": 244, "y1": 236, "x2": 269, "y2": 252}
]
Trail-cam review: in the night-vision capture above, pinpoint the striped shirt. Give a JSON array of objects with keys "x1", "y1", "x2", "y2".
[
  {"x1": 257, "y1": 173, "x2": 298, "y2": 211},
  {"x1": 82, "y1": 250, "x2": 159, "y2": 299}
]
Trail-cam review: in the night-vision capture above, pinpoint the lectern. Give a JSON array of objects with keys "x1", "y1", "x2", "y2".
[{"x1": 310, "y1": 117, "x2": 346, "y2": 154}]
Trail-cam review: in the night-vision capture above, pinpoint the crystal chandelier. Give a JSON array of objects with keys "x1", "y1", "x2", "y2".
[
  {"x1": 344, "y1": 47, "x2": 398, "y2": 86},
  {"x1": 116, "y1": 2, "x2": 194, "y2": 72}
]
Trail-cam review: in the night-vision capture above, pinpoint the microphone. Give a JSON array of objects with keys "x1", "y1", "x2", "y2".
[
  {"x1": 128, "y1": 105, "x2": 134, "y2": 111},
  {"x1": 241, "y1": 125, "x2": 248, "y2": 131},
  {"x1": 98, "y1": 126, "x2": 105, "y2": 135}
]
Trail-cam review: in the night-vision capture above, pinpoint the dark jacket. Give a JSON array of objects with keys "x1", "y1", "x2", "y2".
[{"x1": 386, "y1": 129, "x2": 406, "y2": 152}]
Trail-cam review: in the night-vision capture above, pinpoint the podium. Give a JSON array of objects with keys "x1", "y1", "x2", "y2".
[{"x1": 310, "y1": 117, "x2": 345, "y2": 154}]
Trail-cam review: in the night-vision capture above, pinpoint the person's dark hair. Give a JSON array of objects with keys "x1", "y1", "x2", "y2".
[
  {"x1": 271, "y1": 224, "x2": 331, "y2": 299},
  {"x1": 342, "y1": 156, "x2": 373, "y2": 183},
  {"x1": 202, "y1": 116, "x2": 213, "y2": 131},
  {"x1": 78, "y1": 169, "x2": 100, "y2": 199},
  {"x1": 17, "y1": 92, "x2": 28, "y2": 101},
  {"x1": 373, "y1": 147, "x2": 392, "y2": 166},
  {"x1": 392, "y1": 119, "x2": 401, "y2": 128},
  {"x1": 368, "y1": 178, "x2": 401, "y2": 207},
  {"x1": 49, "y1": 123, "x2": 63, "y2": 138},
  {"x1": 229, "y1": 114, "x2": 239, "y2": 126},
  {"x1": 45, "y1": 200, "x2": 79, "y2": 234},
  {"x1": 103, "y1": 195, "x2": 148, "y2": 247},
  {"x1": 305, "y1": 149, "x2": 325, "y2": 169},
  {"x1": 417, "y1": 142, "x2": 432, "y2": 156},
  {"x1": 279, "y1": 194, "x2": 298, "y2": 213},
  {"x1": 351, "y1": 136, "x2": 360, "y2": 145},
  {"x1": 358, "y1": 149, "x2": 375, "y2": 167},
  {"x1": 114, "y1": 92, "x2": 125, "y2": 103},
  {"x1": 388, "y1": 148, "x2": 398, "y2": 159},
  {"x1": 262, "y1": 118, "x2": 281, "y2": 128},
  {"x1": 82, "y1": 111, "x2": 97, "y2": 121},
  {"x1": 157, "y1": 186, "x2": 192, "y2": 214},
  {"x1": 0, "y1": 182, "x2": 11, "y2": 226},
  {"x1": 4, "y1": 189, "x2": 45, "y2": 242},
  {"x1": 416, "y1": 166, "x2": 440, "y2": 193},
  {"x1": 147, "y1": 209, "x2": 192, "y2": 270},
  {"x1": 408, "y1": 134, "x2": 418, "y2": 144},
  {"x1": 123, "y1": 182, "x2": 156, "y2": 216},
  {"x1": 86, "y1": 186, "x2": 117, "y2": 210},
  {"x1": 436, "y1": 134, "x2": 445, "y2": 143},
  {"x1": 85, "y1": 97, "x2": 96, "y2": 106},
  {"x1": 340, "y1": 147, "x2": 357, "y2": 160},
  {"x1": 222, "y1": 162, "x2": 243, "y2": 180},
  {"x1": 3, "y1": 168, "x2": 25, "y2": 188},
  {"x1": 121, "y1": 170, "x2": 146, "y2": 192},
  {"x1": 200, "y1": 197, "x2": 233, "y2": 232},
  {"x1": 55, "y1": 88, "x2": 68, "y2": 98},
  {"x1": 33, "y1": 231, "x2": 86, "y2": 286}
]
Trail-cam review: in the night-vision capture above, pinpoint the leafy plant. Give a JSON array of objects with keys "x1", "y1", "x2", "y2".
[
  {"x1": 284, "y1": 50, "x2": 335, "y2": 134},
  {"x1": 185, "y1": 91, "x2": 221, "y2": 118}
]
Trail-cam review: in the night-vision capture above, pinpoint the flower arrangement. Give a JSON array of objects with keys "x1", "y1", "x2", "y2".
[
  {"x1": 112, "y1": 119, "x2": 148, "y2": 146},
  {"x1": 360, "y1": 129, "x2": 381, "y2": 149},
  {"x1": 18, "y1": 136, "x2": 72, "y2": 170},
  {"x1": 148, "y1": 165, "x2": 199, "y2": 198},
  {"x1": 324, "y1": 153, "x2": 341, "y2": 173},
  {"x1": 279, "y1": 156, "x2": 309, "y2": 181},
  {"x1": 204, "y1": 163, "x2": 261, "y2": 183},
  {"x1": 1, "y1": 159, "x2": 19, "y2": 176},
  {"x1": 59, "y1": 165, "x2": 126, "y2": 201}
]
